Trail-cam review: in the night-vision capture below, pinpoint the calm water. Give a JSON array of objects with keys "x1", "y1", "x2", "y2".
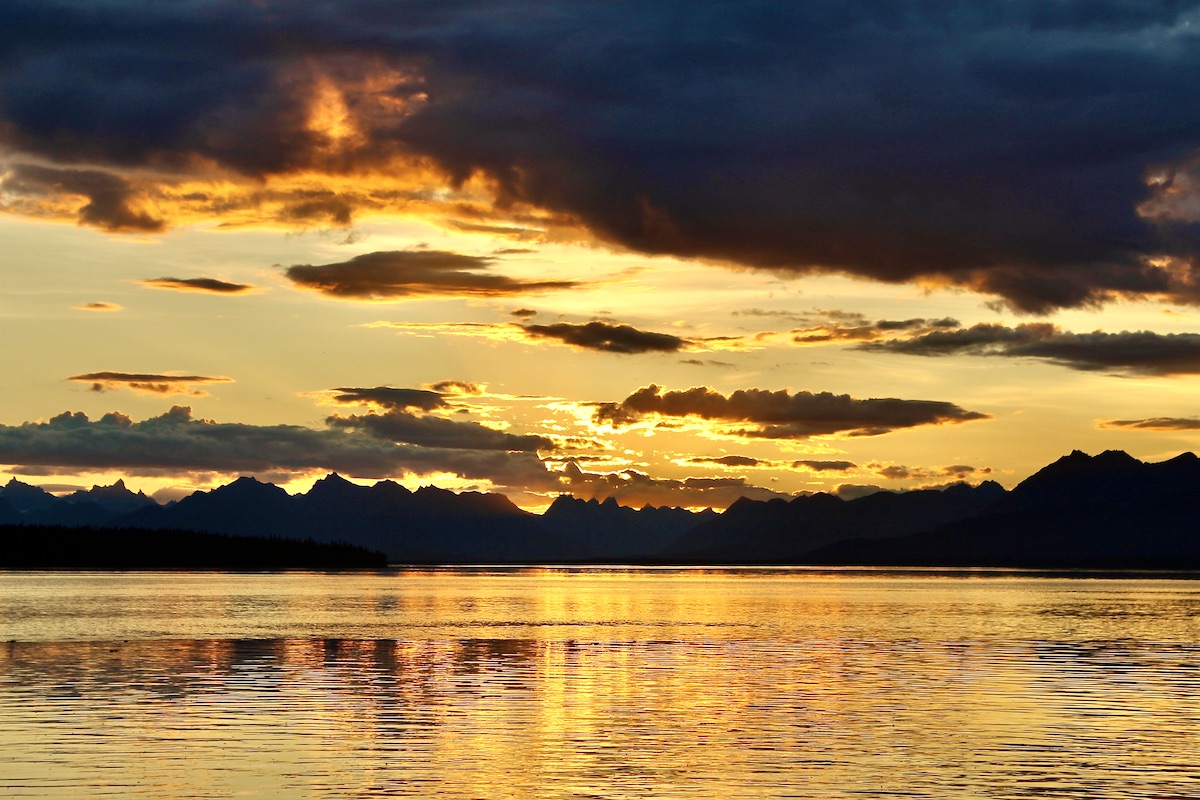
[{"x1": 2, "y1": 569, "x2": 1199, "y2": 799}]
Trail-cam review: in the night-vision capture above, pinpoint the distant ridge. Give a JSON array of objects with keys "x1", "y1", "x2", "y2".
[
  {"x1": 2, "y1": 450, "x2": 1198, "y2": 568},
  {"x1": 806, "y1": 450, "x2": 1200, "y2": 568}
]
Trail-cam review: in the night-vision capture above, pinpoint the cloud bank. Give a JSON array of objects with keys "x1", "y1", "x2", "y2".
[
  {"x1": 860, "y1": 323, "x2": 1200, "y2": 376},
  {"x1": 5, "y1": 2, "x2": 1200, "y2": 309},
  {"x1": 594, "y1": 385, "x2": 989, "y2": 438},
  {"x1": 0, "y1": 406, "x2": 552, "y2": 488}
]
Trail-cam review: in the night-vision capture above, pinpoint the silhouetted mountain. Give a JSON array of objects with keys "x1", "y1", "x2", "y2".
[
  {"x1": 0, "y1": 496, "x2": 20, "y2": 525},
  {"x1": 538, "y1": 495, "x2": 713, "y2": 558},
  {"x1": 6, "y1": 450, "x2": 1198, "y2": 567},
  {"x1": 1000, "y1": 449, "x2": 1200, "y2": 512},
  {"x1": 664, "y1": 481, "x2": 1007, "y2": 563},
  {"x1": 0, "y1": 478, "x2": 59, "y2": 514},
  {"x1": 118, "y1": 474, "x2": 579, "y2": 563},
  {"x1": 807, "y1": 491, "x2": 1200, "y2": 569},
  {"x1": 64, "y1": 479, "x2": 157, "y2": 515},
  {"x1": 805, "y1": 450, "x2": 1200, "y2": 568},
  {"x1": 25, "y1": 500, "x2": 118, "y2": 528},
  {"x1": 121, "y1": 476, "x2": 298, "y2": 537}
]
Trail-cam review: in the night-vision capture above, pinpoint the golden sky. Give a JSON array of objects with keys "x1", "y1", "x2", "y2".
[{"x1": 3, "y1": 2, "x2": 1200, "y2": 509}]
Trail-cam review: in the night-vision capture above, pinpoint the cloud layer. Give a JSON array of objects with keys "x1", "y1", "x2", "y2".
[
  {"x1": 142, "y1": 277, "x2": 256, "y2": 294},
  {"x1": 5, "y1": 2, "x2": 1200, "y2": 309},
  {"x1": 859, "y1": 323, "x2": 1200, "y2": 375},
  {"x1": 0, "y1": 406, "x2": 551, "y2": 487},
  {"x1": 284, "y1": 250, "x2": 577, "y2": 300},
  {"x1": 68, "y1": 371, "x2": 234, "y2": 396},
  {"x1": 522, "y1": 321, "x2": 687, "y2": 354},
  {"x1": 1098, "y1": 417, "x2": 1200, "y2": 431},
  {"x1": 595, "y1": 385, "x2": 989, "y2": 438}
]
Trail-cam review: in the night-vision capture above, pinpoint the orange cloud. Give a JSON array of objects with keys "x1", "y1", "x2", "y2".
[
  {"x1": 68, "y1": 371, "x2": 234, "y2": 397},
  {"x1": 141, "y1": 277, "x2": 257, "y2": 294}
]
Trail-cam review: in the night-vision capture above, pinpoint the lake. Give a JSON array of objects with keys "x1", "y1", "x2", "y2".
[{"x1": 2, "y1": 568, "x2": 1199, "y2": 798}]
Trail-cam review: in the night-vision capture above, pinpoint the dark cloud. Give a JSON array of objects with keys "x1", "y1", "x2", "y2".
[
  {"x1": 1, "y1": 164, "x2": 163, "y2": 231},
  {"x1": 860, "y1": 323, "x2": 1200, "y2": 376},
  {"x1": 873, "y1": 463, "x2": 989, "y2": 481},
  {"x1": 510, "y1": 308, "x2": 537, "y2": 319},
  {"x1": 685, "y1": 455, "x2": 766, "y2": 468},
  {"x1": 1098, "y1": 417, "x2": 1200, "y2": 430},
  {"x1": 68, "y1": 371, "x2": 233, "y2": 396},
  {"x1": 594, "y1": 385, "x2": 989, "y2": 438},
  {"x1": 793, "y1": 316, "x2": 961, "y2": 344},
  {"x1": 330, "y1": 386, "x2": 447, "y2": 412},
  {"x1": 792, "y1": 459, "x2": 857, "y2": 472},
  {"x1": 325, "y1": 383, "x2": 550, "y2": 450},
  {"x1": 425, "y1": 380, "x2": 484, "y2": 396},
  {"x1": 3, "y1": 3, "x2": 1200, "y2": 309},
  {"x1": 835, "y1": 484, "x2": 886, "y2": 501},
  {"x1": 142, "y1": 277, "x2": 256, "y2": 294},
  {"x1": 0, "y1": 406, "x2": 552, "y2": 486},
  {"x1": 680, "y1": 358, "x2": 736, "y2": 368},
  {"x1": 328, "y1": 409, "x2": 552, "y2": 452},
  {"x1": 447, "y1": 220, "x2": 541, "y2": 239},
  {"x1": 284, "y1": 250, "x2": 577, "y2": 300},
  {"x1": 522, "y1": 321, "x2": 687, "y2": 354},
  {"x1": 74, "y1": 302, "x2": 122, "y2": 312}
]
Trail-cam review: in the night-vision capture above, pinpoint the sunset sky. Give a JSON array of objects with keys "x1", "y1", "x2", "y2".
[{"x1": 4, "y1": 1, "x2": 1200, "y2": 509}]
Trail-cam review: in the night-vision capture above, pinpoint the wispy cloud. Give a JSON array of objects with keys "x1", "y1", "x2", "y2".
[
  {"x1": 1097, "y1": 417, "x2": 1200, "y2": 431},
  {"x1": 73, "y1": 302, "x2": 123, "y2": 312},
  {"x1": 373, "y1": 319, "x2": 750, "y2": 355},
  {"x1": 68, "y1": 371, "x2": 234, "y2": 396},
  {"x1": 870, "y1": 463, "x2": 991, "y2": 481},
  {"x1": 142, "y1": 277, "x2": 257, "y2": 294},
  {"x1": 682, "y1": 455, "x2": 770, "y2": 468},
  {"x1": 284, "y1": 250, "x2": 577, "y2": 300}
]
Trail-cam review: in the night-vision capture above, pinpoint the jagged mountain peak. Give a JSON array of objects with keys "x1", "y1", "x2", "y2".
[
  {"x1": 209, "y1": 475, "x2": 290, "y2": 500},
  {"x1": 369, "y1": 479, "x2": 412, "y2": 498},
  {"x1": 305, "y1": 472, "x2": 366, "y2": 499},
  {"x1": 0, "y1": 479, "x2": 62, "y2": 513}
]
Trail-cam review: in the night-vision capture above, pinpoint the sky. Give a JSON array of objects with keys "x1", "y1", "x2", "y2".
[{"x1": 3, "y1": 0, "x2": 1200, "y2": 510}]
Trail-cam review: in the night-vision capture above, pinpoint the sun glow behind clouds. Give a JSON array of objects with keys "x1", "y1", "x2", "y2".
[{"x1": 6, "y1": 2, "x2": 1200, "y2": 509}]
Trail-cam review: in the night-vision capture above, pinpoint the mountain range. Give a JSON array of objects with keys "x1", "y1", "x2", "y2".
[{"x1": 2, "y1": 450, "x2": 1198, "y2": 567}]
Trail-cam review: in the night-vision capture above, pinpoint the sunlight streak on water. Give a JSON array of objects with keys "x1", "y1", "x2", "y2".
[{"x1": 2, "y1": 569, "x2": 1199, "y2": 798}]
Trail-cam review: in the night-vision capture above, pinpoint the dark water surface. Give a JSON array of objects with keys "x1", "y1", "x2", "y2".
[{"x1": 2, "y1": 568, "x2": 1199, "y2": 798}]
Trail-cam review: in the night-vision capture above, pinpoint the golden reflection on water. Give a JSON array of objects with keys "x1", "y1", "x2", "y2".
[{"x1": 1, "y1": 569, "x2": 1200, "y2": 798}]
